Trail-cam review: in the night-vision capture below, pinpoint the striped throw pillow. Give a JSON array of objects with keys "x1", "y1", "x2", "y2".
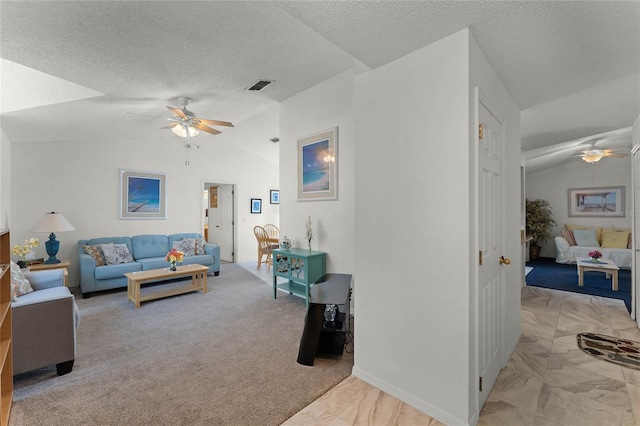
[{"x1": 560, "y1": 230, "x2": 577, "y2": 246}]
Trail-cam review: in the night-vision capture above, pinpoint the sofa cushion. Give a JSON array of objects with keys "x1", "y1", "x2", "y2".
[
  {"x1": 94, "y1": 262, "x2": 142, "y2": 280},
  {"x1": 82, "y1": 244, "x2": 106, "y2": 266},
  {"x1": 560, "y1": 230, "x2": 577, "y2": 246},
  {"x1": 10, "y1": 261, "x2": 33, "y2": 301},
  {"x1": 137, "y1": 257, "x2": 171, "y2": 271},
  {"x1": 565, "y1": 224, "x2": 603, "y2": 244},
  {"x1": 172, "y1": 238, "x2": 196, "y2": 256},
  {"x1": 100, "y1": 243, "x2": 134, "y2": 265},
  {"x1": 601, "y1": 230, "x2": 630, "y2": 249},
  {"x1": 168, "y1": 233, "x2": 201, "y2": 247},
  {"x1": 87, "y1": 237, "x2": 133, "y2": 254},
  {"x1": 195, "y1": 238, "x2": 206, "y2": 255},
  {"x1": 573, "y1": 229, "x2": 599, "y2": 247},
  {"x1": 181, "y1": 254, "x2": 214, "y2": 267},
  {"x1": 132, "y1": 235, "x2": 169, "y2": 260}
]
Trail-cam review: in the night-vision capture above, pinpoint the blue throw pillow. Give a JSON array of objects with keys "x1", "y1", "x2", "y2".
[{"x1": 573, "y1": 229, "x2": 600, "y2": 247}]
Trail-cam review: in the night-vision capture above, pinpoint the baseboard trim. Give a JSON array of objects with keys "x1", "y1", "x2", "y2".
[{"x1": 351, "y1": 366, "x2": 469, "y2": 426}]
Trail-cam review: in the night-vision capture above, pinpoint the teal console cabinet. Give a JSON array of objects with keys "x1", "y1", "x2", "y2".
[{"x1": 272, "y1": 248, "x2": 326, "y2": 308}]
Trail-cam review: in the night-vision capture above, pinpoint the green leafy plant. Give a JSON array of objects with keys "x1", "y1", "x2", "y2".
[{"x1": 526, "y1": 199, "x2": 557, "y2": 247}]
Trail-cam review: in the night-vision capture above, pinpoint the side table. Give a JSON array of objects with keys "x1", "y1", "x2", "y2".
[
  {"x1": 272, "y1": 248, "x2": 326, "y2": 308},
  {"x1": 28, "y1": 260, "x2": 70, "y2": 286}
]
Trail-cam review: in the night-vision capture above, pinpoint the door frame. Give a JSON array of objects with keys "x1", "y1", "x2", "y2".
[
  {"x1": 630, "y1": 144, "x2": 639, "y2": 322},
  {"x1": 202, "y1": 180, "x2": 237, "y2": 263}
]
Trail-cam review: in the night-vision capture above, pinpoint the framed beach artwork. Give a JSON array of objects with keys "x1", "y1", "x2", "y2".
[
  {"x1": 119, "y1": 169, "x2": 167, "y2": 219},
  {"x1": 568, "y1": 186, "x2": 625, "y2": 218},
  {"x1": 297, "y1": 127, "x2": 338, "y2": 201},
  {"x1": 270, "y1": 190, "x2": 279, "y2": 204},
  {"x1": 251, "y1": 198, "x2": 262, "y2": 214}
]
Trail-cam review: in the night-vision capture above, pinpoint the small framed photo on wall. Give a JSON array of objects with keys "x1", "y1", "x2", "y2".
[
  {"x1": 250, "y1": 198, "x2": 262, "y2": 214},
  {"x1": 270, "y1": 190, "x2": 279, "y2": 204}
]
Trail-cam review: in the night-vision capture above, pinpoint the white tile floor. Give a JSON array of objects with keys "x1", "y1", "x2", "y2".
[{"x1": 237, "y1": 261, "x2": 640, "y2": 425}]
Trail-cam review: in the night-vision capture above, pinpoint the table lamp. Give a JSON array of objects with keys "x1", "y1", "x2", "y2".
[{"x1": 29, "y1": 212, "x2": 75, "y2": 264}]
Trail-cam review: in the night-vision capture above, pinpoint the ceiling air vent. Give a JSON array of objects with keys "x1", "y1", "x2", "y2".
[
  {"x1": 269, "y1": 137, "x2": 279, "y2": 143},
  {"x1": 245, "y1": 80, "x2": 274, "y2": 91}
]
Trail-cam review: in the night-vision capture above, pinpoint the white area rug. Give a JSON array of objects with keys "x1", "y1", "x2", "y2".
[{"x1": 525, "y1": 266, "x2": 534, "y2": 276}]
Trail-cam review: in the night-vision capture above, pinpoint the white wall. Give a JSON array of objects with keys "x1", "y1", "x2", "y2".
[
  {"x1": 526, "y1": 158, "x2": 632, "y2": 258},
  {"x1": 279, "y1": 68, "x2": 356, "y2": 275},
  {"x1": 0, "y1": 128, "x2": 10, "y2": 228},
  {"x1": 354, "y1": 29, "x2": 472, "y2": 425},
  {"x1": 347, "y1": 28, "x2": 520, "y2": 425},
  {"x1": 8, "y1": 106, "x2": 279, "y2": 285}
]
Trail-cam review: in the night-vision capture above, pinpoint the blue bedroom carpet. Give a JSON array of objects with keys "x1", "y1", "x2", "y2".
[{"x1": 526, "y1": 257, "x2": 631, "y2": 313}]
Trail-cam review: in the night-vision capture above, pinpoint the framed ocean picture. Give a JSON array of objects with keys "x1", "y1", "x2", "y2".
[
  {"x1": 119, "y1": 169, "x2": 167, "y2": 219},
  {"x1": 567, "y1": 186, "x2": 625, "y2": 217},
  {"x1": 297, "y1": 127, "x2": 338, "y2": 201}
]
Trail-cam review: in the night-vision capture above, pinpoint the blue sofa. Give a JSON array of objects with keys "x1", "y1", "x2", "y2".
[{"x1": 78, "y1": 233, "x2": 220, "y2": 297}]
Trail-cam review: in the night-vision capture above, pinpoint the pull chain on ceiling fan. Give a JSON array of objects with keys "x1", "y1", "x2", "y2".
[{"x1": 161, "y1": 97, "x2": 234, "y2": 165}]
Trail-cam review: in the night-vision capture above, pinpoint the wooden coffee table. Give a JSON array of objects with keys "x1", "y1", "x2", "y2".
[
  {"x1": 125, "y1": 264, "x2": 209, "y2": 308},
  {"x1": 576, "y1": 257, "x2": 619, "y2": 291}
]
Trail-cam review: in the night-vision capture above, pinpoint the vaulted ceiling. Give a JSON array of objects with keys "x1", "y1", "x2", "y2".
[{"x1": 1, "y1": 1, "x2": 638, "y2": 171}]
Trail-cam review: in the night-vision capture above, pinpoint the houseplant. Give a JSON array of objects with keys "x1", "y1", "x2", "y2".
[{"x1": 525, "y1": 198, "x2": 557, "y2": 259}]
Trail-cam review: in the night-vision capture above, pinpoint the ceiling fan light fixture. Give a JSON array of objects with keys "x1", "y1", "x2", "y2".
[
  {"x1": 171, "y1": 123, "x2": 200, "y2": 138},
  {"x1": 582, "y1": 149, "x2": 604, "y2": 164}
]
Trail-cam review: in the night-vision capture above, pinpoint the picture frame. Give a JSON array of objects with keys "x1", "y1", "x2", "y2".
[
  {"x1": 270, "y1": 190, "x2": 280, "y2": 204},
  {"x1": 298, "y1": 127, "x2": 338, "y2": 201},
  {"x1": 119, "y1": 169, "x2": 167, "y2": 219},
  {"x1": 250, "y1": 198, "x2": 262, "y2": 214},
  {"x1": 568, "y1": 186, "x2": 625, "y2": 218},
  {"x1": 209, "y1": 186, "x2": 218, "y2": 208}
]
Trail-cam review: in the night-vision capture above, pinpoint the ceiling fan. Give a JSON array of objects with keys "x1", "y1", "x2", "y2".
[
  {"x1": 575, "y1": 138, "x2": 628, "y2": 164},
  {"x1": 161, "y1": 97, "x2": 233, "y2": 138},
  {"x1": 160, "y1": 97, "x2": 234, "y2": 165}
]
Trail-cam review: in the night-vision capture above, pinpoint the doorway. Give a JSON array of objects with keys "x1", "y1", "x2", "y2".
[{"x1": 204, "y1": 183, "x2": 235, "y2": 263}]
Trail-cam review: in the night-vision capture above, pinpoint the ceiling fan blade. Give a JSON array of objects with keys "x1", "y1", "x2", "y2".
[
  {"x1": 197, "y1": 118, "x2": 234, "y2": 127},
  {"x1": 126, "y1": 111, "x2": 157, "y2": 117},
  {"x1": 166, "y1": 106, "x2": 187, "y2": 119},
  {"x1": 161, "y1": 122, "x2": 179, "y2": 129},
  {"x1": 604, "y1": 152, "x2": 628, "y2": 158},
  {"x1": 195, "y1": 123, "x2": 221, "y2": 135}
]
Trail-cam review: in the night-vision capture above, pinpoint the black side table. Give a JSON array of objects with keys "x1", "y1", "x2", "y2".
[{"x1": 297, "y1": 273, "x2": 352, "y2": 366}]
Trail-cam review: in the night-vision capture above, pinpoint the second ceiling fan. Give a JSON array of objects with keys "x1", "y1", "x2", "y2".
[{"x1": 576, "y1": 138, "x2": 628, "y2": 164}]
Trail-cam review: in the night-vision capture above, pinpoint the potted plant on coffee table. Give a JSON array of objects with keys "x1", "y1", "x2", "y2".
[{"x1": 526, "y1": 198, "x2": 557, "y2": 259}]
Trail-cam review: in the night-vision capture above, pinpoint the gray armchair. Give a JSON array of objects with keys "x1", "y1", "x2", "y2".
[{"x1": 12, "y1": 269, "x2": 80, "y2": 376}]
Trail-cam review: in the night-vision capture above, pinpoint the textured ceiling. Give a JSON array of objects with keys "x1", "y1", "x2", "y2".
[{"x1": 1, "y1": 1, "x2": 639, "y2": 170}]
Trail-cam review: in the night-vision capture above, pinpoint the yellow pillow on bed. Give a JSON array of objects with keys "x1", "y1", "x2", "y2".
[{"x1": 601, "y1": 231, "x2": 630, "y2": 249}]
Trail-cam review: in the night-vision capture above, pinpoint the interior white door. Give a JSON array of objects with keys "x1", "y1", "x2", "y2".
[
  {"x1": 207, "y1": 184, "x2": 235, "y2": 262},
  {"x1": 218, "y1": 184, "x2": 235, "y2": 262},
  {"x1": 477, "y1": 98, "x2": 506, "y2": 407}
]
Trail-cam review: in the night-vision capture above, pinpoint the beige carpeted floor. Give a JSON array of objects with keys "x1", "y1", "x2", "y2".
[{"x1": 10, "y1": 263, "x2": 353, "y2": 425}]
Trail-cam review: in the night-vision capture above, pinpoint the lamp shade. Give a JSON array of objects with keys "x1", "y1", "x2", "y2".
[
  {"x1": 30, "y1": 212, "x2": 74, "y2": 264},
  {"x1": 29, "y1": 212, "x2": 75, "y2": 233}
]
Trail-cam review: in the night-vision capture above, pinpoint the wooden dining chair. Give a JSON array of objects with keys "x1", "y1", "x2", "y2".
[
  {"x1": 263, "y1": 224, "x2": 279, "y2": 240},
  {"x1": 253, "y1": 225, "x2": 274, "y2": 271}
]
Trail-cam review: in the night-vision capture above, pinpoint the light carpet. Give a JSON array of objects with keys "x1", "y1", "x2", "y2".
[{"x1": 10, "y1": 263, "x2": 353, "y2": 425}]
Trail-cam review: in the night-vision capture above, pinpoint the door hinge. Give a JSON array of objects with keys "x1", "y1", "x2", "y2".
[
  {"x1": 479, "y1": 376, "x2": 483, "y2": 392},
  {"x1": 479, "y1": 250, "x2": 483, "y2": 266},
  {"x1": 479, "y1": 123, "x2": 484, "y2": 139}
]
